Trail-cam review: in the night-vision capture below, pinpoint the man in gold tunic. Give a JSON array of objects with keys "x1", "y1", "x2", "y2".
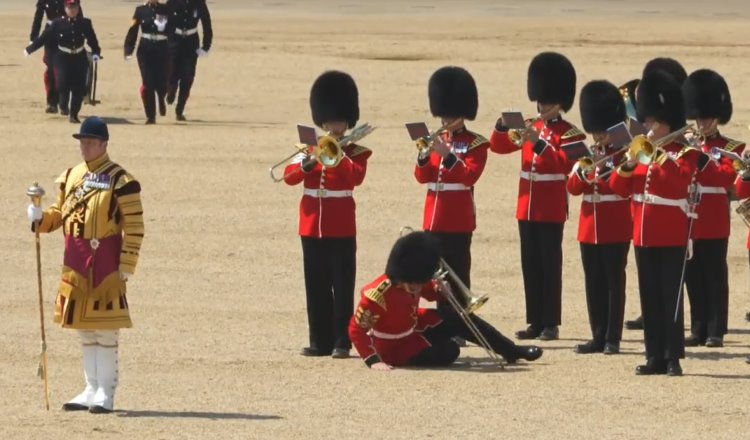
[{"x1": 27, "y1": 116, "x2": 144, "y2": 414}]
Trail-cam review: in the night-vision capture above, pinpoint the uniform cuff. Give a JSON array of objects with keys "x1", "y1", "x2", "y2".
[
  {"x1": 495, "y1": 123, "x2": 509, "y2": 133},
  {"x1": 442, "y1": 153, "x2": 458, "y2": 169},
  {"x1": 617, "y1": 165, "x2": 634, "y2": 177},
  {"x1": 417, "y1": 153, "x2": 430, "y2": 167},
  {"x1": 364, "y1": 354, "x2": 382, "y2": 367}
]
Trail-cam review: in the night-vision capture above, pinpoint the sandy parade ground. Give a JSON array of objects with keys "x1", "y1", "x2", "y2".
[{"x1": 1, "y1": 0, "x2": 750, "y2": 438}]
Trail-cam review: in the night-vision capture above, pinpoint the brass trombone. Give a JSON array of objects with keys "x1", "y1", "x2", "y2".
[
  {"x1": 399, "y1": 227, "x2": 503, "y2": 368},
  {"x1": 626, "y1": 124, "x2": 694, "y2": 166},
  {"x1": 269, "y1": 123, "x2": 375, "y2": 183}
]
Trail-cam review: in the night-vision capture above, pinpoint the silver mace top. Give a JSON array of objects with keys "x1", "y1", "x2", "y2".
[{"x1": 27, "y1": 182, "x2": 46, "y2": 206}]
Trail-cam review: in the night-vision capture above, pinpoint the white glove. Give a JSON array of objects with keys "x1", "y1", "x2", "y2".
[
  {"x1": 120, "y1": 271, "x2": 132, "y2": 281},
  {"x1": 196, "y1": 48, "x2": 209, "y2": 57},
  {"x1": 92, "y1": 54, "x2": 101, "y2": 62},
  {"x1": 23, "y1": 49, "x2": 30, "y2": 57},
  {"x1": 154, "y1": 16, "x2": 167, "y2": 32},
  {"x1": 125, "y1": 55, "x2": 132, "y2": 61},
  {"x1": 27, "y1": 204, "x2": 43, "y2": 222}
]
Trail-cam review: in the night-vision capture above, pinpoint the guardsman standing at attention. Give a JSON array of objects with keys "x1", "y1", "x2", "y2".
[
  {"x1": 125, "y1": 0, "x2": 173, "y2": 124},
  {"x1": 623, "y1": 57, "x2": 687, "y2": 331},
  {"x1": 26, "y1": 117, "x2": 145, "y2": 413},
  {"x1": 733, "y1": 153, "x2": 750, "y2": 365},
  {"x1": 414, "y1": 66, "x2": 489, "y2": 296},
  {"x1": 29, "y1": 0, "x2": 83, "y2": 113},
  {"x1": 490, "y1": 52, "x2": 586, "y2": 341},
  {"x1": 682, "y1": 69, "x2": 744, "y2": 348},
  {"x1": 283, "y1": 71, "x2": 372, "y2": 359},
  {"x1": 165, "y1": 0, "x2": 212, "y2": 121},
  {"x1": 610, "y1": 71, "x2": 700, "y2": 376},
  {"x1": 567, "y1": 80, "x2": 632, "y2": 355},
  {"x1": 26, "y1": 0, "x2": 100, "y2": 123}
]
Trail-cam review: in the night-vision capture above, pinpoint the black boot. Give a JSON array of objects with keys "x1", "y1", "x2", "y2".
[
  {"x1": 515, "y1": 325, "x2": 542, "y2": 340},
  {"x1": 539, "y1": 326, "x2": 559, "y2": 341},
  {"x1": 635, "y1": 358, "x2": 667, "y2": 375},
  {"x1": 685, "y1": 333, "x2": 704, "y2": 347},
  {"x1": 575, "y1": 340, "x2": 604, "y2": 354},
  {"x1": 175, "y1": 102, "x2": 186, "y2": 121},
  {"x1": 625, "y1": 315, "x2": 644, "y2": 330},
  {"x1": 45, "y1": 104, "x2": 58, "y2": 114},
  {"x1": 666, "y1": 359, "x2": 683, "y2": 376}
]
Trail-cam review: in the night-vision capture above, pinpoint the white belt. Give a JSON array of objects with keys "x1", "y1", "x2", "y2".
[
  {"x1": 697, "y1": 184, "x2": 727, "y2": 195},
  {"x1": 141, "y1": 33, "x2": 168, "y2": 41},
  {"x1": 582, "y1": 194, "x2": 627, "y2": 203},
  {"x1": 520, "y1": 171, "x2": 566, "y2": 182},
  {"x1": 303, "y1": 188, "x2": 353, "y2": 198},
  {"x1": 633, "y1": 193, "x2": 687, "y2": 209},
  {"x1": 371, "y1": 326, "x2": 415, "y2": 340},
  {"x1": 427, "y1": 182, "x2": 469, "y2": 192},
  {"x1": 174, "y1": 27, "x2": 198, "y2": 36},
  {"x1": 58, "y1": 45, "x2": 85, "y2": 54}
]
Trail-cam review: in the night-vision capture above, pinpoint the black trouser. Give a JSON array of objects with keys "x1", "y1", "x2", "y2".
[
  {"x1": 580, "y1": 242, "x2": 629, "y2": 345},
  {"x1": 137, "y1": 40, "x2": 169, "y2": 119},
  {"x1": 301, "y1": 237, "x2": 356, "y2": 354},
  {"x1": 408, "y1": 334, "x2": 460, "y2": 367},
  {"x1": 634, "y1": 246, "x2": 686, "y2": 361},
  {"x1": 429, "y1": 232, "x2": 472, "y2": 305},
  {"x1": 43, "y1": 46, "x2": 58, "y2": 106},
  {"x1": 168, "y1": 36, "x2": 199, "y2": 114},
  {"x1": 54, "y1": 51, "x2": 88, "y2": 118},
  {"x1": 518, "y1": 221, "x2": 564, "y2": 328},
  {"x1": 431, "y1": 303, "x2": 522, "y2": 360},
  {"x1": 685, "y1": 238, "x2": 729, "y2": 339}
]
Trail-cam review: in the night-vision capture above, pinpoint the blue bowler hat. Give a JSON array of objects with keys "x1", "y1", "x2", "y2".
[{"x1": 72, "y1": 116, "x2": 109, "y2": 141}]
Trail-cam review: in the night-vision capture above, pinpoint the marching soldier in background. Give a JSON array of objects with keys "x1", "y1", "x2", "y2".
[
  {"x1": 490, "y1": 52, "x2": 586, "y2": 341},
  {"x1": 567, "y1": 80, "x2": 632, "y2": 355},
  {"x1": 165, "y1": 0, "x2": 212, "y2": 121},
  {"x1": 26, "y1": 117, "x2": 144, "y2": 412},
  {"x1": 610, "y1": 71, "x2": 700, "y2": 376},
  {"x1": 682, "y1": 69, "x2": 743, "y2": 348},
  {"x1": 25, "y1": 0, "x2": 100, "y2": 123},
  {"x1": 624, "y1": 56, "x2": 688, "y2": 331},
  {"x1": 125, "y1": 0, "x2": 173, "y2": 124},
  {"x1": 283, "y1": 71, "x2": 372, "y2": 359},
  {"x1": 29, "y1": 0, "x2": 83, "y2": 113},
  {"x1": 414, "y1": 66, "x2": 488, "y2": 298},
  {"x1": 349, "y1": 232, "x2": 542, "y2": 370}
]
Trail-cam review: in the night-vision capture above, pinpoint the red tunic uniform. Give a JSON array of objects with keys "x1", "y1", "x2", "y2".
[
  {"x1": 691, "y1": 134, "x2": 744, "y2": 240},
  {"x1": 414, "y1": 128, "x2": 489, "y2": 233},
  {"x1": 284, "y1": 143, "x2": 371, "y2": 238},
  {"x1": 734, "y1": 176, "x2": 750, "y2": 249},
  {"x1": 567, "y1": 153, "x2": 632, "y2": 244},
  {"x1": 490, "y1": 118, "x2": 587, "y2": 223},
  {"x1": 348, "y1": 275, "x2": 444, "y2": 367},
  {"x1": 610, "y1": 141, "x2": 700, "y2": 247}
]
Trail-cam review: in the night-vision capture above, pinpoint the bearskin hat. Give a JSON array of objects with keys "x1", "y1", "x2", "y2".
[
  {"x1": 642, "y1": 57, "x2": 687, "y2": 85},
  {"x1": 309, "y1": 70, "x2": 359, "y2": 128},
  {"x1": 636, "y1": 70, "x2": 686, "y2": 130},
  {"x1": 683, "y1": 69, "x2": 732, "y2": 125},
  {"x1": 527, "y1": 52, "x2": 577, "y2": 111},
  {"x1": 428, "y1": 66, "x2": 478, "y2": 120},
  {"x1": 579, "y1": 80, "x2": 627, "y2": 133},
  {"x1": 385, "y1": 232, "x2": 441, "y2": 284}
]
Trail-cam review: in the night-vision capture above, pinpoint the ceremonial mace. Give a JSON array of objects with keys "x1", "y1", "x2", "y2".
[{"x1": 27, "y1": 182, "x2": 50, "y2": 410}]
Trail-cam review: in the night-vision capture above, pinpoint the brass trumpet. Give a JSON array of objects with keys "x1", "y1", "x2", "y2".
[{"x1": 269, "y1": 123, "x2": 375, "y2": 183}]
